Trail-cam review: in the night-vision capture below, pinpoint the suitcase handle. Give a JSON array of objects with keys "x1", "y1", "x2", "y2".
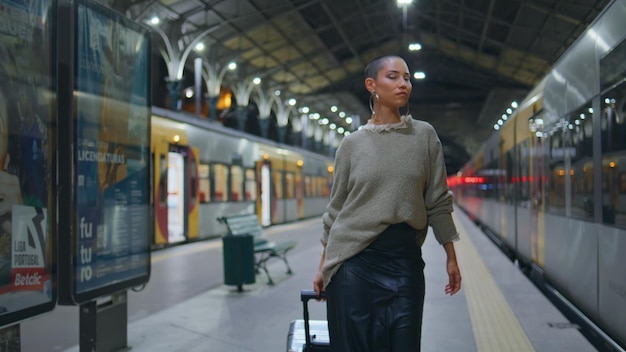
[
  {"x1": 300, "y1": 289, "x2": 326, "y2": 302},
  {"x1": 300, "y1": 290, "x2": 326, "y2": 349}
]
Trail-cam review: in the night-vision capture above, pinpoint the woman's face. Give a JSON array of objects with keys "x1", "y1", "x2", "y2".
[{"x1": 373, "y1": 57, "x2": 412, "y2": 109}]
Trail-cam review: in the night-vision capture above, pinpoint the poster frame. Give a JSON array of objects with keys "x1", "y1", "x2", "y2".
[
  {"x1": 0, "y1": 0, "x2": 58, "y2": 327},
  {"x1": 57, "y1": 0, "x2": 152, "y2": 305}
]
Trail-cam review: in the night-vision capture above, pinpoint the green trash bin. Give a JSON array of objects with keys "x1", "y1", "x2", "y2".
[{"x1": 222, "y1": 234, "x2": 255, "y2": 291}]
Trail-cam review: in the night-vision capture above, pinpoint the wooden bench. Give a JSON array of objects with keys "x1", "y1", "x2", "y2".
[{"x1": 217, "y1": 213, "x2": 297, "y2": 285}]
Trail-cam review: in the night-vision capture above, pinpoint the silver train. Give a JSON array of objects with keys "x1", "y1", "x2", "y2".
[
  {"x1": 449, "y1": 1, "x2": 626, "y2": 350},
  {"x1": 151, "y1": 106, "x2": 334, "y2": 246}
]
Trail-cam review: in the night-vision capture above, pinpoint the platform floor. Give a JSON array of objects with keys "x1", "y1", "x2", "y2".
[{"x1": 21, "y1": 207, "x2": 597, "y2": 351}]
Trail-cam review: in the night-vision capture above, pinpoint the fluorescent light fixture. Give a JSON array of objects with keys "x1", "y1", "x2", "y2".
[
  {"x1": 413, "y1": 71, "x2": 426, "y2": 80},
  {"x1": 408, "y1": 43, "x2": 422, "y2": 51}
]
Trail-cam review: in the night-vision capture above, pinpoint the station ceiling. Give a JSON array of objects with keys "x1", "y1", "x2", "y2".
[{"x1": 112, "y1": 0, "x2": 611, "y2": 174}]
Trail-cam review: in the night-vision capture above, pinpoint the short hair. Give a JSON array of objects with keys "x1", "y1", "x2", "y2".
[{"x1": 364, "y1": 55, "x2": 405, "y2": 80}]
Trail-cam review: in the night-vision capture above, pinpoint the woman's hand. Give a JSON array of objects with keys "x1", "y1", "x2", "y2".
[
  {"x1": 314, "y1": 246, "x2": 326, "y2": 301},
  {"x1": 313, "y1": 270, "x2": 325, "y2": 301},
  {"x1": 445, "y1": 258, "x2": 461, "y2": 295},
  {"x1": 443, "y1": 241, "x2": 461, "y2": 296}
]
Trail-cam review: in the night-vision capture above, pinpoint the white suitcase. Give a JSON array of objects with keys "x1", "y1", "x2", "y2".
[{"x1": 285, "y1": 290, "x2": 330, "y2": 352}]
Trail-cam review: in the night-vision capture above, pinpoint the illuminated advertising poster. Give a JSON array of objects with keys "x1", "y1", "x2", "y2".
[
  {"x1": 0, "y1": 0, "x2": 55, "y2": 325},
  {"x1": 74, "y1": 0, "x2": 150, "y2": 299}
]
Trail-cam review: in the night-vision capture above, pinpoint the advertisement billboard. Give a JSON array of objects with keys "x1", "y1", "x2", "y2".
[
  {"x1": 72, "y1": 0, "x2": 151, "y2": 303},
  {"x1": 0, "y1": 0, "x2": 56, "y2": 326}
]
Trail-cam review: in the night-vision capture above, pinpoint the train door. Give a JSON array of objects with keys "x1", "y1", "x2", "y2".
[
  {"x1": 186, "y1": 147, "x2": 200, "y2": 240},
  {"x1": 529, "y1": 113, "x2": 546, "y2": 267},
  {"x1": 296, "y1": 168, "x2": 304, "y2": 219},
  {"x1": 154, "y1": 144, "x2": 199, "y2": 245},
  {"x1": 515, "y1": 138, "x2": 532, "y2": 264},
  {"x1": 167, "y1": 147, "x2": 186, "y2": 243},
  {"x1": 258, "y1": 160, "x2": 273, "y2": 226}
]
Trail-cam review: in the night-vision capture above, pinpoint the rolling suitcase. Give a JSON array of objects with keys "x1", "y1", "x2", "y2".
[{"x1": 286, "y1": 290, "x2": 330, "y2": 352}]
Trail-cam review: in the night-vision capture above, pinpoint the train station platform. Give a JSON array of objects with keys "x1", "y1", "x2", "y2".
[{"x1": 22, "y1": 206, "x2": 596, "y2": 352}]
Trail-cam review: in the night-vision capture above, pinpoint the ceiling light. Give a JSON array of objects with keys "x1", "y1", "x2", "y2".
[
  {"x1": 149, "y1": 16, "x2": 160, "y2": 25},
  {"x1": 194, "y1": 43, "x2": 205, "y2": 52},
  {"x1": 253, "y1": 77, "x2": 261, "y2": 85},
  {"x1": 228, "y1": 62, "x2": 237, "y2": 70},
  {"x1": 330, "y1": 106, "x2": 338, "y2": 112},
  {"x1": 413, "y1": 71, "x2": 426, "y2": 80},
  {"x1": 408, "y1": 43, "x2": 422, "y2": 51}
]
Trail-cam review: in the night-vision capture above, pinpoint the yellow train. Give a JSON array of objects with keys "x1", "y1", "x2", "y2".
[{"x1": 151, "y1": 106, "x2": 334, "y2": 246}]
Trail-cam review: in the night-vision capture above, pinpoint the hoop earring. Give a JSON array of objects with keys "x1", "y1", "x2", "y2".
[{"x1": 369, "y1": 94, "x2": 377, "y2": 114}]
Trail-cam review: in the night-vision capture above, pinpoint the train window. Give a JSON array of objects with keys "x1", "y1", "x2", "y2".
[
  {"x1": 274, "y1": 171, "x2": 284, "y2": 199},
  {"x1": 160, "y1": 154, "x2": 167, "y2": 205},
  {"x1": 324, "y1": 175, "x2": 331, "y2": 197},
  {"x1": 518, "y1": 140, "x2": 530, "y2": 206},
  {"x1": 190, "y1": 159, "x2": 198, "y2": 205},
  {"x1": 546, "y1": 132, "x2": 566, "y2": 215},
  {"x1": 568, "y1": 103, "x2": 594, "y2": 222},
  {"x1": 315, "y1": 176, "x2": 323, "y2": 197},
  {"x1": 482, "y1": 160, "x2": 500, "y2": 200},
  {"x1": 213, "y1": 163, "x2": 229, "y2": 202},
  {"x1": 245, "y1": 168, "x2": 256, "y2": 201},
  {"x1": 600, "y1": 37, "x2": 626, "y2": 91},
  {"x1": 285, "y1": 172, "x2": 295, "y2": 199},
  {"x1": 504, "y1": 150, "x2": 514, "y2": 204},
  {"x1": 150, "y1": 154, "x2": 155, "y2": 205},
  {"x1": 198, "y1": 164, "x2": 210, "y2": 203},
  {"x1": 296, "y1": 173, "x2": 303, "y2": 201},
  {"x1": 601, "y1": 82, "x2": 626, "y2": 228},
  {"x1": 319, "y1": 176, "x2": 329, "y2": 198},
  {"x1": 231, "y1": 165, "x2": 243, "y2": 202},
  {"x1": 305, "y1": 175, "x2": 312, "y2": 197},
  {"x1": 311, "y1": 176, "x2": 318, "y2": 197}
]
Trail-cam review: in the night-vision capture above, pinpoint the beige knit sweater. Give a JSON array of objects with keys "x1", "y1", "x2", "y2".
[{"x1": 320, "y1": 115, "x2": 459, "y2": 289}]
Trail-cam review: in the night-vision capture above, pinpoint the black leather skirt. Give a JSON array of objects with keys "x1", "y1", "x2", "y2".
[{"x1": 326, "y1": 223, "x2": 425, "y2": 352}]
